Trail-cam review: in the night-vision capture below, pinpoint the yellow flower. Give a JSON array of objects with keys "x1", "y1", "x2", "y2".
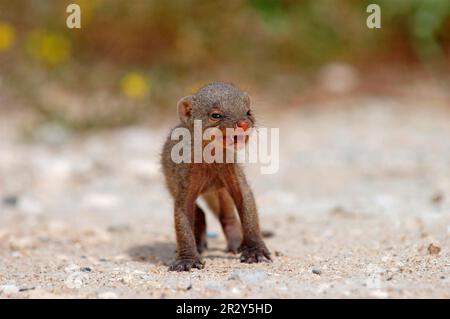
[
  {"x1": 120, "y1": 73, "x2": 150, "y2": 100},
  {"x1": 0, "y1": 22, "x2": 16, "y2": 52},
  {"x1": 26, "y1": 30, "x2": 71, "y2": 66}
]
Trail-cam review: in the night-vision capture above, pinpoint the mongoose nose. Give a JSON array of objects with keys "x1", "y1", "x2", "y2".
[{"x1": 236, "y1": 120, "x2": 250, "y2": 131}]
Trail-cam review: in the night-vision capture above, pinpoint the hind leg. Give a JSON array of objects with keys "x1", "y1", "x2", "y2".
[
  {"x1": 195, "y1": 205, "x2": 207, "y2": 254},
  {"x1": 203, "y1": 189, "x2": 242, "y2": 253}
]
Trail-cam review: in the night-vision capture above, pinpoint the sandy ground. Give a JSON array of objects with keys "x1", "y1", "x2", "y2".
[{"x1": 1, "y1": 92, "x2": 450, "y2": 298}]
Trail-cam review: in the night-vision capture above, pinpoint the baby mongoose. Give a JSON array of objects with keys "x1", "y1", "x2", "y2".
[{"x1": 161, "y1": 82, "x2": 271, "y2": 271}]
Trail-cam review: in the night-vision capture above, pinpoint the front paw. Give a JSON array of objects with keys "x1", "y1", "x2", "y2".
[
  {"x1": 169, "y1": 257, "x2": 205, "y2": 272},
  {"x1": 240, "y1": 244, "x2": 272, "y2": 263},
  {"x1": 226, "y1": 241, "x2": 241, "y2": 254}
]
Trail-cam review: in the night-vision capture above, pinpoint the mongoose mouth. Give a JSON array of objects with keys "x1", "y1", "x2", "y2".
[{"x1": 222, "y1": 131, "x2": 250, "y2": 149}]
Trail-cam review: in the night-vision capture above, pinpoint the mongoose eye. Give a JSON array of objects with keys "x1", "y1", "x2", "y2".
[
  {"x1": 246, "y1": 110, "x2": 252, "y2": 117},
  {"x1": 210, "y1": 113, "x2": 223, "y2": 120}
]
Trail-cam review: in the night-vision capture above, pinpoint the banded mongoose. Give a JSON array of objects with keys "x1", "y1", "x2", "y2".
[{"x1": 161, "y1": 82, "x2": 271, "y2": 271}]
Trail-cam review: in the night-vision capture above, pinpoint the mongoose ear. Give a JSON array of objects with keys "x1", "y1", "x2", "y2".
[{"x1": 177, "y1": 96, "x2": 193, "y2": 123}]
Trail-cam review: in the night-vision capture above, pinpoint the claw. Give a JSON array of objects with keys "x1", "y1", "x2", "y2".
[
  {"x1": 239, "y1": 244, "x2": 272, "y2": 264},
  {"x1": 169, "y1": 257, "x2": 205, "y2": 272}
]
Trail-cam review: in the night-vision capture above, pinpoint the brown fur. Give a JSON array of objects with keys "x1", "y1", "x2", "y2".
[{"x1": 161, "y1": 82, "x2": 271, "y2": 271}]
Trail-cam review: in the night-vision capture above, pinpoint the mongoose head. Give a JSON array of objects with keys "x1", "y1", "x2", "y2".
[{"x1": 177, "y1": 82, "x2": 254, "y2": 147}]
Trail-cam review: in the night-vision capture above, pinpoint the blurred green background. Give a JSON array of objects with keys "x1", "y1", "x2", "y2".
[{"x1": 0, "y1": 0, "x2": 449, "y2": 130}]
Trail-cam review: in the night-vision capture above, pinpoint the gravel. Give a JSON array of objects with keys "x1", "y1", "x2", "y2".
[{"x1": 0, "y1": 91, "x2": 449, "y2": 298}]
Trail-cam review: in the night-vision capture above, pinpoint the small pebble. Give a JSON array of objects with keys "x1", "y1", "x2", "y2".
[
  {"x1": 261, "y1": 230, "x2": 275, "y2": 238},
  {"x1": 431, "y1": 192, "x2": 444, "y2": 205},
  {"x1": 119, "y1": 275, "x2": 133, "y2": 284},
  {"x1": 312, "y1": 268, "x2": 322, "y2": 275},
  {"x1": 81, "y1": 267, "x2": 92, "y2": 272},
  {"x1": 64, "y1": 272, "x2": 87, "y2": 289},
  {"x1": 3, "y1": 195, "x2": 18, "y2": 206},
  {"x1": 428, "y1": 243, "x2": 441, "y2": 255}
]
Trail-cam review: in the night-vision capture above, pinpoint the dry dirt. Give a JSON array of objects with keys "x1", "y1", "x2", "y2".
[{"x1": 1, "y1": 91, "x2": 450, "y2": 298}]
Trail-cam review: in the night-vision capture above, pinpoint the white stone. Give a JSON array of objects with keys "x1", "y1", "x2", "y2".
[
  {"x1": 0, "y1": 284, "x2": 20, "y2": 295},
  {"x1": 64, "y1": 264, "x2": 80, "y2": 273}
]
